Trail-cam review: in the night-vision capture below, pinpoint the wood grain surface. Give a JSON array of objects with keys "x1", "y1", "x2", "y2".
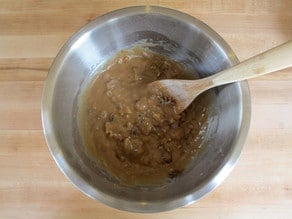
[{"x1": 0, "y1": 1, "x2": 291, "y2": 218}]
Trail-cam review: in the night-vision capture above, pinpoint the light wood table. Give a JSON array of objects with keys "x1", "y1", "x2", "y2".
[{"x1": 1, "y1": 1, "x2": 291, "y2": 218}]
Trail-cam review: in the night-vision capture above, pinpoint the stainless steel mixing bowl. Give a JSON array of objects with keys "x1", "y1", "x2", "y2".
[{"x1": 42, "y1": 6, "x2": 251, "y2": 212}]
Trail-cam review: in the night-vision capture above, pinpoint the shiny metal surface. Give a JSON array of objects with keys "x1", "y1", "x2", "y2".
[{"x1": 41, "y1": 6, "x2": 251, "y2": 213}]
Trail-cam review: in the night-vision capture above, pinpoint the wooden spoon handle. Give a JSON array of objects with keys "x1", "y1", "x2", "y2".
[{"x1": 209, "y1": 41, "x2": 292, "y2": 86}]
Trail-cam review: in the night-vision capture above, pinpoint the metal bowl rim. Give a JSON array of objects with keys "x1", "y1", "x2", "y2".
[{"x1": 41, "y1": 5, "x2": 251, "y2": 213}]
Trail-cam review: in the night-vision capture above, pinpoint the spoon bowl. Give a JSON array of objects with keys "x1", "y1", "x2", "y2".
[{"x1": 150, "y1": 41, "x2": 292, "y2": 113}]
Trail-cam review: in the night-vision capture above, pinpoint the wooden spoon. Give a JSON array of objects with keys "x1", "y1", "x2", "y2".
[{"x1": 149, "y1": 41, "x2": 292, "y2": 114}]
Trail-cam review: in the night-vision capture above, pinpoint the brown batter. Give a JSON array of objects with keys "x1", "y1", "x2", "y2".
[{"x1": 79, "y1": 48, "x2": 210, "y2": 185}]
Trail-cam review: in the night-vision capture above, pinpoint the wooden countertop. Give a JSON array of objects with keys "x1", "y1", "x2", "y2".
[{"x1": 1, "y1": 1, "x2": 291, "y2": 218}]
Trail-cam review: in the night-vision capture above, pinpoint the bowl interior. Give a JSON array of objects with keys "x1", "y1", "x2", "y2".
[{"x1": 42, "y1": 6, "x2": 250, "y2": 213}]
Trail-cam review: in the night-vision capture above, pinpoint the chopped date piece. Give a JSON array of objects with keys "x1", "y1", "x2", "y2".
[{"x1": 168, "y1": 168, "x2": 182, "y2": 178}]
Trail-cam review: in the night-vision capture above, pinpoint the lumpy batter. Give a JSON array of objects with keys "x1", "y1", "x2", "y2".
[{"x1": 79, "y1": 48, "x2": 209, "y2": 185}]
